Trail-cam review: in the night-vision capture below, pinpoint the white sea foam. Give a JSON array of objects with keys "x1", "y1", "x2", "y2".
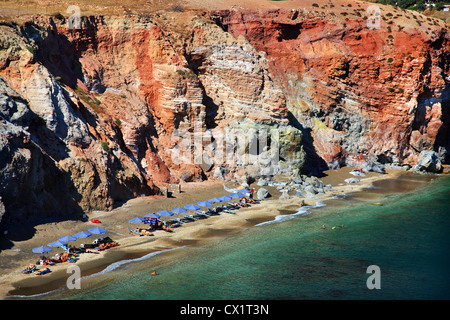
[
  {"x1": 83, "y1": 246, "x2": 183, "y2": 279},
  {"x1": 255, "y1": 201, "x2": 327, "y2": 227},
  {"x1": 331, "y1": 193, "x2": 350, "y2": 200}
]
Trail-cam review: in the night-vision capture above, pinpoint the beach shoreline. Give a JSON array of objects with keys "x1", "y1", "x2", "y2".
[{"x1": 0, "y1": 167, "x2": 436, "y2": 299}]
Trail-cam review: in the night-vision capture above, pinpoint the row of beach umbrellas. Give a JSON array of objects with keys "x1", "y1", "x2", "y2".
[
  {"x1": 33, "y1": 189, "x2": 253, "y2": 252},
  {"x1": 127, "y1": 189, "x2": 252, "y2": 223},
  {"x1": 32, "y1": 227, "x2": 107, "y2": 254}
]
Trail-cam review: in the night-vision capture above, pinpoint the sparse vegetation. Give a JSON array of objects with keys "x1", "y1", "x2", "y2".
[
  {"x1": 176, "y1": 69, "x2": 198, "y2": 81},
  {"x1": 101, "y1": 141, "x2": 111, "y2": 153},
  {"x1": 75, "y1": 87, "x2": 102, "y2": 113},
  {"x1": 25, "y1": 45, "x2": 35, "y2": 55},
  {"x1": 171, "y1": 4, "x2": 184, "y2": 12}
]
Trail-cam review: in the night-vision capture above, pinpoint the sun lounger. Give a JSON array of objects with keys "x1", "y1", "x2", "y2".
[
  {"x1": 35, "y1": 267, "x2": 51, "y2": 275},
  {"x1": 183, "y1": 214, "x2": 198, "y2": 221},
  {"x1": 195, "y1": 211, "x2": 210, "y2": 218},
  {"x1": 128, "y1": 227, "x2": 144, "y2": 236},
  {"x1": 206, "y1": 208, "x2": 219, "y2": 215},
  {"x1": 22, "y1": 265, "x2": 37, "y2": 274},
  {"x1": 227, "y1": 202, "x2": 241, "y2": 209},
  {"x1": 167, "y1": 219, "x2": 182, "y2": 227},
  {"x1": 80, "y1": 243, "x2": 96, "y2": 249},
  {"x1": 216, "y1": 205, "x2": 231, "y2": 211}
]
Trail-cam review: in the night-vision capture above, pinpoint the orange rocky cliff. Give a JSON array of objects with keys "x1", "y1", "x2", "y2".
[
  {"x1": 0, "y1": 6, "x2": 449, "y2": 226},
  {"x1": 215, "y1": 6, "x2": 449, "y2": 171}
]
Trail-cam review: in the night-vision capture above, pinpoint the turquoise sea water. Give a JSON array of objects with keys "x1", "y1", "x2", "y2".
[{"x1": 16, "y1": 174, "x2": 450, "y2": 300}]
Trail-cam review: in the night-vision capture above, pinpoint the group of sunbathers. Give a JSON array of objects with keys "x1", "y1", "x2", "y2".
[
  {"x1": 23, "y1": 237, "x2": 119, "y2": 275},
  {"x1": 23, "y1": 264, "x2": 51, "y2": 275},
  {"x1": 231, "y1": 196, "x2": 258, "y2": 208},
  {"x1": 130, "y1": 218, "x2": 173, "y2": 236}
]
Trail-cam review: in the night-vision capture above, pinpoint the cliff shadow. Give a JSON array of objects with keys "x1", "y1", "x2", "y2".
[
  {"x1": 287, "y1": 111, "x2": 328, "y2": 177},
  {"x1": 23, "y1": 18, "x2": 88, "y2": 90},
  {"x1": 433, "y1": 85, "x2": 450, "y2": 164},
  {"x1": 184, "y1": 51, "x2": 219, "y2": 130},
  {"x1": 0, "y1": 116, "x2": 86, "y2": 252}
]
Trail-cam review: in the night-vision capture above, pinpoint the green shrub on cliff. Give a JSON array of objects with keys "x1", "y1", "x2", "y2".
[{"x1": 101, "y1": 141, "x2": 111, "y2": 153}]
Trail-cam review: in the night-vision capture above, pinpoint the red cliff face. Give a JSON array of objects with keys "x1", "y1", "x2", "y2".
[
  {"x1": 214, "y1": 7, "x2": 450, "y2": 169},
  {"x1": 0, "y1": 6, "x2": 449, "y2": 224}
]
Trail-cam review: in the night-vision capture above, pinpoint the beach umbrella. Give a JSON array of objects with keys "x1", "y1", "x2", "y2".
[
  {"x1": 207, "y1": 198, "x2": 221, "y2": 203},
  {"x1": 197, "y1": 201, "x2": 212, "y2": 207},
  {"x1": 88, "y1": 227, "x2": 107, "y2": 234},
  {"x1": 73, "y1": 231, "x2": 92, "y2": 239},
  {"x1": 172, "y1": 208, "x2": 187, "y2": 214},
  {"x1": 218, "y1": 195, "x2": 232, "y2": 202},
  {"x1": 157, "y1": 210, "x2": 174, "y2": 217},
  {"x1": 230, "y1": 193, "x2": 245, "y2": 199},
  {"x1": 59, "y1": 235, "x2": 77, "y2": 242},
  {"x1": 129, "y1": 217, "x2": 145, "y2": 223},
  {"x1": 47, "y1": 240, "x2": 68, "y2": 247},
  {"x1": 144, "y1": 213, "x2": 160, "y2": 219},
  {"x1": 184, "y1": 204, "x2": 200, "y2": 211},
  {"x1": 32, "y1": 246, "x2": 52, "y2": 254},
  {"x1": 238, "y1": 188, "x2": 251, "y2": 194}
]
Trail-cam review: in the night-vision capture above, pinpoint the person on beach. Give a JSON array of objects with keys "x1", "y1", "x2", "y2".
[
  {"x1": 231, "y1": 202, "x2": 241, "y2": 208},
  {"x1": 247, "y1": 197, "x2": 257, "y2": 204},
  {"x1": 240, "y1": 198, "x2": 250, "y2": 207},
  {"x1": 152, "y1": 219, "x2": 173, "y2": 232},
  {"x1": 161, "y1": 222, "x2": 173, "y2": 232},
  {"x1": 141, "y1": 229, "x2": 153, "y2": 236},
  {"x1": 23, "y1": 264, "x2": 36, "y2": 273}
]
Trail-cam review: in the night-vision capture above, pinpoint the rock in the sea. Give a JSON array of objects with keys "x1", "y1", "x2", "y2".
[
  {"x1": 414, "y1": 151, "x2": 442, "y2": 173},
  {"x1": 257, "y1": 188, "x2": 270, "y2": 200}
]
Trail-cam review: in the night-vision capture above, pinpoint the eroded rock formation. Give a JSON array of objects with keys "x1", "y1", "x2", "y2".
[{"x1": 0, "y1": 5, "x2": 449, "y2": 225}]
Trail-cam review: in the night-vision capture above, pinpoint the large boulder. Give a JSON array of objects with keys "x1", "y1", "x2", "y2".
[
  {"x1": 257, "y1": 188, "x2": 270, "y2": 200},
  {"x1": 279, "y1": 190, "x2": 290, "y2": 201},
  {"x1": 414, "y1": 151, "x2": 442, "y2": 173},
  {"x1": 345, "y1": 178, "x2": 360, "y2": 184},
  {"x1": 362, "y1": 160, "x2": 385, "y2": 174}
]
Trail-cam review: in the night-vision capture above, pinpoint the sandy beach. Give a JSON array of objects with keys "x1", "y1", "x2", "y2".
[{"x1": 0, "y1": 167, "x2": 432, "y2": 299}]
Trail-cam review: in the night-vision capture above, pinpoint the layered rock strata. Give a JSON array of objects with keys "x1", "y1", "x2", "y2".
[{"x1": 0, "y1": 6, "x2": 449, "y2": 226}]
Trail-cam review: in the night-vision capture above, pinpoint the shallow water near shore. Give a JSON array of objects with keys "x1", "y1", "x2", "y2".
[{"x1": 11, "y1": 173, "x2": 450, "y2": 300}]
